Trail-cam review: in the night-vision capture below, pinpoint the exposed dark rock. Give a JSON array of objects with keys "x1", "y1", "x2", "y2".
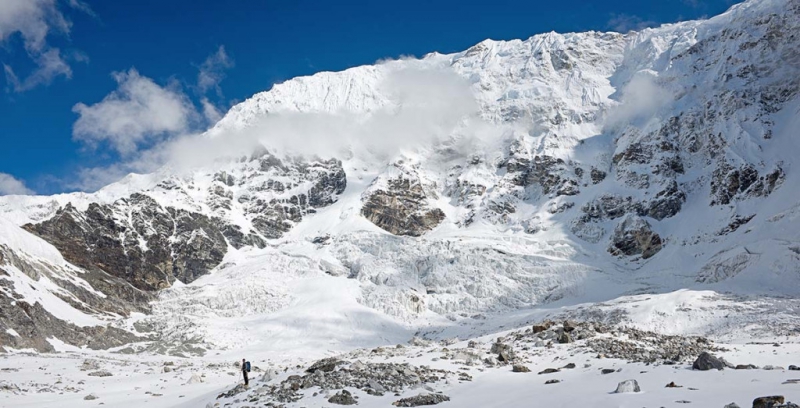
[
  {"x1": 590, "y1": 168, "x2": 607, "y2": 184},
  {"x1": 24, "y1": 195, "x2": 227, "y2": 291},
  {"x1": 735, "y1": 364, "x2": 758, "y2": 370},
  {"x1": 361, "y1": 171, "x2": 445, "y2": 236},
  {"x1": 581, "y1": 195, "x2": 643, "y2": 221},
  {"x1": 532, "y1": 321, "x2": 553, "y2": 333},
  {"x1": 647, "y1": 181, "x2": 686, "y2": 220},
  {"x1": 557, "y1": 332, "x2": 573, "y2": 344},
  {"x1": 393, "y1": 393, "x2": 450, "y2": 407},
  {"x1": 608, "y1": 214, "x2": 663, "y2": 259},
  {"x1": 545, "y1": 379, "x2": 561, "y2": 384},
  {"x1": 328, "y1": 389, "x2": 357, "y2": 405},
  {"x1": 512, "y1": 365, "x2": 531, "y2": 373},
  {"x1": 752, "y1": 396, "x2": 784, "y2": 408},
  {"x1": 562, "y1": 320, "x2": 577, "y2": 332},
  {"x1": 692, "y1": 352, "x2": 726, "y2": 371},
  {"x1": 307, "y1": 358, "x2": 343, "y2": 373},
  {"x1": 718, "y1": 214, "x2": 756, "y2": 235},
  {"x1": 538, "y1": 368, "x2": 560, "y2": 375},
  {"x1": 711, "y1": 164, "x2": 785, "y2": 205},
  {"x1": 601, "y1": 369, "x2": 616, "y2": 375},
  {"x1": 490, "y1": 342, "x2": 516, "y2": 363},
  {"x1": 0, "y1": 296, "x2": 143, "y2": 353},
  {"x1": 216, "y1": 383, "x2": 248, "y2": 399}
]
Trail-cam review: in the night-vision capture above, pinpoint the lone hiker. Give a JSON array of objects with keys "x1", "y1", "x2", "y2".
[{"x1": 241, "y1": 358, "x2": 250, "y2": 386}]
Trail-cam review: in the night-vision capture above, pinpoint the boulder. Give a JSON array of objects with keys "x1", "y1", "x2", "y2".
[
  {"x1": 532, "y1": 321, "x2": 553, "y2": 333},
  {"x1": 491, "y1": 342, "x2": 516, "y2": 363},
  {"x1": 545, "y1": 379, "x2": 561, "y2": 384},
  {"x1": 562, "y1": 320, "x2": 577, "y2": 332},
  {"x1": 538, "y1": 368, "x2": 560, "y2": 375},
  {"x1": 557, "y1": 332, "x2": 573, "y2": 344},
  {"x1": 328, "y1": 390, "x2": 357, "y2": 405},
  {"x1": 692, "y1": 352, "x2": 725, "y2": 371},
  {"x1": 512, "y1": 365, "x2": 531, "y2": 373},
  {"x1": 614, "y1": 379, "x2": 641, "y2": 394},
  {"x1": 752, "y1": 396, "x2": 784, "y2": 408},
  {"x1": 84, "y1": 394, "x2": 98, "y2": 400}
]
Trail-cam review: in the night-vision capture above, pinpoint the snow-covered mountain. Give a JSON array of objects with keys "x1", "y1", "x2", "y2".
[{"x1": 1, "y1": 0, "x2": 799, "y2": 361}]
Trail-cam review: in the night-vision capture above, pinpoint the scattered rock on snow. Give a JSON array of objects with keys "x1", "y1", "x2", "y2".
[
  {"x1": 614, "y1": 379, "x2": 641, "y2": 394},
  {"x1": 601, "y1": 369, "x2": 615, "y2": 375},
  {"x1": 328, "y1": 389, "x2": 357, "y2": 405},
  {"x1": 512, "y1": 365, "x2": 530, "y2": 373},
  {"x1": 538, "y1": 368, "x2": 560, "y2": 375},
  {"x1": 84, "y1": 394, "x2": 98, "y2": 400},
  {"x1": 723, "y1": 403, "x2": 740, "y2": 408},
  {"x1": 491, "y1": 342, "x2": 516, "y2": 363},
  {"x1": 393, "y1": 393, "x2": 450, "y2": 407},
  {"x1": 545, "y1": 379, "x2": 561, "y2": 384},
  {"x1": 87, "y1": 370, "x2": 113, "y2": 377},
  {"x1": 306, "y1": 358, "x2": 343, "y2": 373}
]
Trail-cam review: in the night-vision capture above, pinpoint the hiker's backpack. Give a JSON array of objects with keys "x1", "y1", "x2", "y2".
[{"x1": 245, "y1": 361, "x2": 251, "y2": 372}]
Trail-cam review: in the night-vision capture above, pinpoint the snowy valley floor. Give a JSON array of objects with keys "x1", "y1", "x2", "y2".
[{"x1": 4, "y1": 290, "x2": 800, "y2": 408}]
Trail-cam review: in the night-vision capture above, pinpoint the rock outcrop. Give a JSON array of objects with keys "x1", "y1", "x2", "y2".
[
  {"x1": 608, "y1": 215, "x2": 663, "y2": 259},
  {"x1": 362, "y1": 166, "x2": 445, "y2": 236}
]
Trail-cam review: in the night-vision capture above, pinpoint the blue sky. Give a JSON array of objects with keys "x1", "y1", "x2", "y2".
[{"x1": 0, "y1": 0, "x2": 735, "y2": 195}]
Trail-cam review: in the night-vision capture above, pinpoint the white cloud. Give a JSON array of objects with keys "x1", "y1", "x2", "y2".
[
  {"x1": 0, "y1": 0, "x2": 90, "y2": 92},
  {"x1": 72, "y1": 69, "x2": 196, "y2": 156},
  {"x1": 606, "y1": 14, "x2": 658, "y2": 33},
  {"x1": 0, "y1": 173, "x2": 34, "y2": 195},
  {"x1": 200, "y1": 97, "x2": 223, "y2": 123},
  {"x1": 197, "y1": 46, "x2": 233, "y2": 96}
]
